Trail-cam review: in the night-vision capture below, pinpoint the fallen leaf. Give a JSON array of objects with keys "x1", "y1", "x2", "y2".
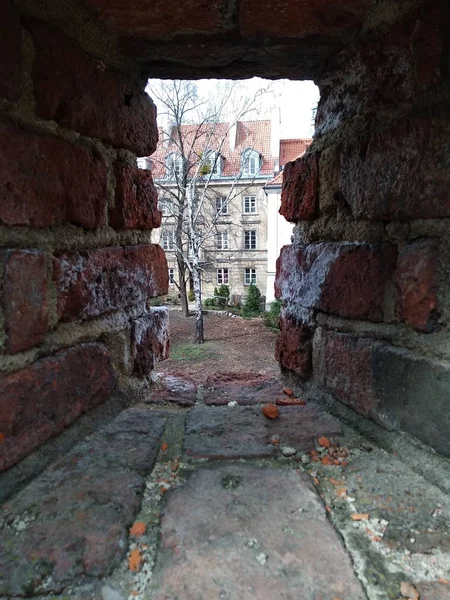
[
  {"x1": 329, "y1": 478, "x2": 344, "y2": 486},
  {"x1": 170, "y1": 459, "x2": 180, "y2": 472},
  {"x1": 321, "y1": 455, "x2": 334, "y2": 465},
  {"x1": 400, "y1": 581, "x2": 420, "y2": 600},
  {"x1": 276, "y1": 398, "x2": 306, "y2": 406},
  {"x1": 336, "y1": 487, "x2": 347, "y2": 498},
  {"x1": 161, "y1": 442, "x2": 169, "y2": 451},
  {"x1": 318, "y1": 437, "x2": 331, "y2": 448},
  {"x1": 313, "y1": 477, "x2": 320, "y2": 486},
  {"x1": 160, "y1": 486, "x2": 168, "y2": 494},
  {"x1": 262, "y1": 404, "x2": 279, "y2": 420},
  {"x1": 283, "y1": 387, "x2": 294, "y2": 397},
  {"x1": 130, "y1": 521, "x2": 147, "y2": 536},
  {"x1": 128, "y1": 548, "x2": 142, "y2": 572},
  {"x1": 351, "y1": 513, "x2": 369, "y2": 521}
]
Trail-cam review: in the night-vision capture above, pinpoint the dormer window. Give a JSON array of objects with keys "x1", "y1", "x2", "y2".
[
  {"x1": 201, "y1": 150, "x2": 221, "y2": 177},
  {"x1": 165, "y1": 153, "x2": 183, "y2": 180},
  {"x1": 242, "y1": 149, "x2": 261, "y2": 176}
]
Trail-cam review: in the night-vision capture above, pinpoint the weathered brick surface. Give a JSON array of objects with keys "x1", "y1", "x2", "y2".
[
  {"x1": 323, "y1": 331, "x2": 450, "y2": 455},
  {"x1": 0, "y1": 250, "x2": 49, "y2": 353},
  {"x1": 110, "y1": 164, "x2": 161, "y2": 229},
  {"x1": 0, "y1": 0, "x2": 22, "y2": 102},
  {"x1": 131, "y1": 307, "x2": 169, "y2": 376},
  {"x1": 0, "y1": 408, "x2": 165, "y2": 595},
  {"x1": 0, "y1": 343, "x2": 117, "y2": 471},
  {"x1": 204, "y1": 373, "x2": 285, "y2": 405},
  {"x1": 275, "y1": 313, "x2": 313, "y2": 379},
  {"x1": 324, "y1": 332, "x2": 377, "y2": 418},
  {"x1": 396, "y1": 239, "x2": 439, "y2": 332},
  {"x1": 240, "y1": 0, "x2": 369, "y2": 37},
  {"x1": 275, "y1": 242, "x2": 396, "y2": 322},
  {"x1": 27, "y1": 19, "x2": 158, "y2": 155},
  {"x1": 149, "y1": 374, "x2": 197, "y2": 406},
  {"x1": 339, "y1": 115, "x2": 450, "y2": 220},
  {"x1": 54, "y1": 245, "x2": 168, "y2": 322},
  {"x1": 87, "y1": 0, "x2": 225, "y2": 37},
  {"x1": 0, "y1": 119, "x2": 107, "y2": 228},
  {"x1": 280, "y1": 153, "x2": 318, "y2": 222}
]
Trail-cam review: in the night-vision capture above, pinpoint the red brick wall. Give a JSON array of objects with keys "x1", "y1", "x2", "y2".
[
  {"x1": 0, "y1": 3, "x2": 168, "y2": 471},
  {"x1": 275, "y1": 0, "x2": 450, "y2": 456}
]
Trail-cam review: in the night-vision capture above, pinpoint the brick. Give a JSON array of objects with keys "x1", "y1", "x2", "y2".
[
  {"x1": 110, "y1": 164, "x2": 161, "y2": 229},
  {"x1": 275, "y1": 242, "x2": 396, "y2": 322},
  {"x1": 324, "y1": 332, "x2": 377, "y2": 418},
  {"x1": 240, "y1": 0, "x2": 369, "y2": 37},
  {"x1": 87, "y1": 0, "x2": 225, "y2": 38},
  {"x1": 54, "y1": 245, "x2": 168, "y2": 322},
  {"x1": 131, "y1": 307, "x2": 169, "y2": 376},
  {"x1": 339, "y1": 114, "x2": 450, "y2": 220},
  {"x1": 0, "y1": 343, "x2": 117, "y2": 471},
  {"x1": 280, "y1": 153, "x2": 318, "y2": 222},
  {"x1": 0, "y1": 0, "x2": 22, "y2": 101},
  {"x1": 0, "y1": 119, "x2": 107, "y2": 228},
  {"x1": 0, "y1": 250, "x2": 49, "y2": 353},
  {"x1": 396, "y1": 239, "x2": 439, "y2": 332},
  {"x1": 275, "y1": 313, "x2": 313, "y2": 379},
  {"x1": 323, "y1": 331, "x2": 450, "y2": 456},
  {"x1": 27, "y1": 19, "x2": 157, "y2": 155}
]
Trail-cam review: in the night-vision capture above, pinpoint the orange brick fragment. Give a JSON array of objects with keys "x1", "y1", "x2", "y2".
[
  {"x1": 351, "y1": 513, "x2": 369, "y2": 521},
  {"x1": 329, "y1": 478, "x2": 344, "y2": 486},
  {"x1": 283, "y1": 387, "x2": 294, "y2": 397},
  {"x1": 130, "y1": 521, "x2": 147, "y2": 536},
  {"x1": 262, "y1": 403, "x2": 279, "y2": 419},
  {"x1": 318, "y1": 436, "x2": 331, "y2": 448},
  {"x1": 321, "y1": 455, "x2": 334, "y2": 465},
  {"x1": 161, "y1": 442, "x2": 168, "y2": 451},
  {"x1": 276, "y1": 397, "x2": 306, "y2": 406},
  {"x1": 128, "y1": 548, "x2": 142, "y2": 572}
]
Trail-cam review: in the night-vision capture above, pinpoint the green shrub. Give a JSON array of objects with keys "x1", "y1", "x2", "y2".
[
  {"x1": 214, "y1": 284, "x2": 230, "y2": 309},
  {"x1": 264, "y1": 299, "x2": 282, "y2": 330},
  {"x1": 242, "y1": 284, "x2": 262, "y2": 318},
  {"x1": 204, "y1": 297, "x2": 216, "y2": 307},
  {"x1": 188, "y1": 289, "x2": 195, "y2": 302}
]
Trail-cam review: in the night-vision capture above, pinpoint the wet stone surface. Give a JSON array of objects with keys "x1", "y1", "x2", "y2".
[
  {"x1": 0, "y1": 408, "x2": 166, "y2": 596},
  {"x1": 204, "y1": 372, "x2": 285, "y2": 405},
  {"x1": 150, "y1": 465, "x2": 366, "y2": 600},
  {"x1": 184, "y1": 404, "x2": 342, "y2": 459}
]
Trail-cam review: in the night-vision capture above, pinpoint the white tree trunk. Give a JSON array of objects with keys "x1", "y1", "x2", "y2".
[{"x1": 192, "y1": 261, "x2": 204, "y2": 344}]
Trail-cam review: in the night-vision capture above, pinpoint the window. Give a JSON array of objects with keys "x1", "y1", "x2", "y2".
[
  {"x1": 244, "y1": 230, "x2": 257, "y2": 250},
  {"x1": 217, "y1": 268, "x2": 229, "y2": 284},
  {"x1": 168, "y1": 268, "x2": 175, "y2": 284},
  {"x1": 165, "y1": 153, "x2": 183, "y2": 179},
  {"x1": 158, "y1": 198, "x2": 173, "y2": 216},
  {"x1": 244, "y1": 268, "x2": 257, "y2": 285},
  {"x1": 242, "y1": 149, "x2": 260, "y2": 176},
  {"x1": 161, "y1": 229, "x2": 175, "y2": 250},
  {"x1": 243, "y1": 196, "x2": 257, "y2": 214},
  {"x1": 215, "y1": 196, "x2": 228, "y2": 215},
  {"x1": 216, "y1": 231, "x2": 229, "y2": 250},
  {"x1": 203, "y1": 150, "x2": 221, "y2": 176}
]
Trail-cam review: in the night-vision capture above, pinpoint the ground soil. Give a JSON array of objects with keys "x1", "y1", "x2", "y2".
[{"x1": 157, "y1": 309, "x2": 280, "y2": 382}]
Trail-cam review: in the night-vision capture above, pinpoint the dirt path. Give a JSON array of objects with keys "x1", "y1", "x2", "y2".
[{"x1": 157, "y1": 309, "x2": 280, "y2": 382}]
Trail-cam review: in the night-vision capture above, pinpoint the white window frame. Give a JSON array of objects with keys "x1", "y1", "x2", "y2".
[
  {"x1": 216, "y1": 231, "x2": 229, "y2": 250},
  {"x1": 217, "y1": 268, "x2": 229, "y2": 285},
  {"x1": 243, "y1": 195, "x2": 257, "y2": 214},
  {"x1": 244, "y1": 230, "x2": 257, "y2": 250},
  {"x1": 168, "y1": 268, "x2": 175, "y2": 285},
  {"x1": 158, "y1": 198, "x2": 173, "y2": 216},
  {"x1": 244, "y1": 268, "x2": 257, "y2": 285},
  {"x1": 242, "y1": 149, "x2": 260, "y2": 176},
  {"x1": 215, "y1": 196, "x2": 228, "y2": 215},
  {"x1": 161, "y1": 229, "x2": 175, "y2": 251},
  {"x1": 165, "y1": 153, "x2": 183, "y2": 180}
]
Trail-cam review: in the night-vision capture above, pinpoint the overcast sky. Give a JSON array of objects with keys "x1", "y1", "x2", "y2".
[{"x1": 147, "y1": 78, "x2": 320, "y2": 139}]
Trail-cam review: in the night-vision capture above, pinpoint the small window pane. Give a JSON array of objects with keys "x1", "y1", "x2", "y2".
[
  {"x1": 244, "y1": 268, "x2": 257, "y2": 285},
  {"x1": 217, "y1": 268, "x2": 229, "y2": 284},
  {"x1": 243, "y1": 196, "x2": 257, "y2": 214},
  {"x1": 216, "y1": 197, "x2": 228, "y2": 215},
  {"x1": 216, "y1": 231, "x2": 228, "y2": 250},
  {"x1": 244, "y1": 230, "x2": 256, "y2": 250}
]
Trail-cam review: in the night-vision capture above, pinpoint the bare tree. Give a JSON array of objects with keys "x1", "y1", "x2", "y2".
[{"x1": 149, "y1": 79, "x2": 271, "y2": 342}]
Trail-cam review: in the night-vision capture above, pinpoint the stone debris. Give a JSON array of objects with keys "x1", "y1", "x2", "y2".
[{"x1": 281, "y1": 446, "x2": 297, "y2": 457}]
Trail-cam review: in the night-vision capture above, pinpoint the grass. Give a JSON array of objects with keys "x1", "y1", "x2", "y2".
[{"x1": 170, "y1": 342, "x2": 216, "y2": 361}]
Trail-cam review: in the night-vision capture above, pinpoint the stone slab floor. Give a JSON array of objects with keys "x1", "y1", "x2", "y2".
[{"x1": 1, "y1": 374, "x2": 450, "y2": 600}]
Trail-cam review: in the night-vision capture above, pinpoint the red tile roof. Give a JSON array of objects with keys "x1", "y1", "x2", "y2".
[
  {"x1": 279, "y1": 138, "x2": 312, "y2": 167},
  {"x1": 150, "y1": 119, "x2": 276, "y2": 179}
]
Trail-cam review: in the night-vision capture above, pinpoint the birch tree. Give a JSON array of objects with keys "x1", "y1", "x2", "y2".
[{"x1": 148, "y1": 79, "x2": 271, "y2": 342}]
